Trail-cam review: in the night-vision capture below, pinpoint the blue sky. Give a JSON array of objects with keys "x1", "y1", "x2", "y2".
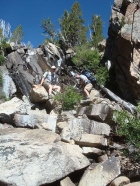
[{"x1": 0, "y1": 0, "x2": 114, "y2": 48}]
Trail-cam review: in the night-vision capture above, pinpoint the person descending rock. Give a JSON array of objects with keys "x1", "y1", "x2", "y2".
[
  {"x1": 39, "y1": 65, "x2": 61, "y2": 99},
  {"x1": 75, "y1": 73, "x2": 93, "y2": 99}
]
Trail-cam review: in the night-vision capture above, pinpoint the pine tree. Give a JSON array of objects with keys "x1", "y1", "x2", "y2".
[
  {"x1": 41, "y1": 18, "x2": 57, "y2": 42},
  {"x1": 59, "y1": 1, "x2": 87, "y2": 47},
  {"x1": 10, "y1": 25, "x2": 24, "y2": 44},
  {"x1": 90, "y1": 14, "x2": 104, "y2": 49}
]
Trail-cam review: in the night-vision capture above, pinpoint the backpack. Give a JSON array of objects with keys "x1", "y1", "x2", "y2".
[{"x1": 81, "y1": 69, "x2": 96, "y2": 84}]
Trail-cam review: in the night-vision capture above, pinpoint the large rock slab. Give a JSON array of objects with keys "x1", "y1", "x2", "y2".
[
  {"x1": 0, "y1": 97, "x2": 30, "y2": 124},
  {"x1": 29, "y1": 85, "x2": 48, "y2": 103},
  {"x1": 0, "y1": 128, "x2": 90, "y2": 186},
  {"x1": 14, "y1": 110, "x2": 57, "y2": 131},
  {"x1": 78, "y1": 157, "x2": 120, "y2": 186},
  {"x1": 78, "y1": 103, "x2": 110, "y2": 122},
  {"x1": 125, "y1": 183, "x2": 140, "y2": 186},
  {"x1": 82, "y1": 147, "x2": 103, "y2": 157},
  {"x1": 75, "y1": 134, "x2": 107, "y2": 148},
  {"x1": 110, "y1": 176, "x2": 130, "y2": 186},
  {"x1": 60, "y1": 117, "x2": 111, "y2": 143}
]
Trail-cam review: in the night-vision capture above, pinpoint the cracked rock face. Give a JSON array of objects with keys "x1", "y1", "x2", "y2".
[
  {"x1": 0, "y1": 128, "x2": 90, "y2": 186},
  {"x1": 78, "y1": 157, "x2": 121, "y2": 186},
  {"x1": 107, "y1": 1, "x2": 140, "y2": 101}
]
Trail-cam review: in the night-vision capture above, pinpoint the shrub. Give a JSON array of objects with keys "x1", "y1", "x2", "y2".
[
  {"x1": 0, "y1": 37, "x2": 10, "y2": 49},
  {"x1": 73, "y1": 44, "x2": 109, "y2": 85},
  {"x1": 113, "y1": 104, "x2": 140, "y2": 161},
  {"x1": 3, "y1": 94, "x2": 10, "y2": 101},
  {"x1": 54, "y1": 86, "x2": 83, "y2": 111},
  {"x1": 113, "y1": 104, "x2": 140, "y2": 148},
  {"x1": 73, "y1": 44, "x2": 100, "y2": 70},
  {"x1": 0, "y1": 54, "x2": 5, "y2": 65},
  {"x1": 95, "y1": 66, "x2": 109, "y2": 85},
  {"x1": 120, "y1": 16, "x2": 125, "y2": 28}
]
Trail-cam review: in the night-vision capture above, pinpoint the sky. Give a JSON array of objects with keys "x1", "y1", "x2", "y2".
[{"x1": 0, "y1": 0, "x2": 114, "y2": 48}]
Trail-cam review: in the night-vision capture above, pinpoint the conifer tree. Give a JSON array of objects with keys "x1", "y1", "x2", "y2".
[
  {"x1": 59, "y1": 1, "x2": 87, "y2": 47},
  {"x1": 10, "y1": 25, "x2": 24, "y2": 44},
  {"x1": 41, "y1": 18, "x2": 57, "y2": 42},
  {"x1": 90, "y1": 14, "x2": 104, "y2": 49}
]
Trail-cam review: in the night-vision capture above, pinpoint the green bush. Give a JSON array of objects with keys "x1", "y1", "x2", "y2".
[
  {"x1": 0, "y1": 54, "x2": 5, "y2": 65},
  {"x1": 113, "y1": 104, "x2": 140, "y2": 148},
  {"x1": 73, "y1": 45, "x2": 100, "y2": 70},
  {"x1": 72, "y1": 44, "x2": 109, "y2": 85},
  {"x1": 0, "y1": 37, "x2": 10, "y2": 49},
  {"x1": 3, "y1": 94, "x2": 10, "y2": 101},
  {"x1": 54, "y1": 86, "x2": 83, "y2": 111},
  {"x1": 95, "y1": 66, "x2": 109, "y2": 85},
  {"x1": 120, "y1": 16, "x2": 125, "y2": 28}
]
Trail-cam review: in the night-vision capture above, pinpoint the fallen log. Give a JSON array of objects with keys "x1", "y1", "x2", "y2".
[{"x1": 99, "y1": 85, "x2": 136, "y2": 114}]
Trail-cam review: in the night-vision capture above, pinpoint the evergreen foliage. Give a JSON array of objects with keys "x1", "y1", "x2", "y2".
[
  {"x1": 73, "y1": 44, "x2": 109, "y2": 85},
  {"x1": 0, "y1": 55, "x2": 5, "y2": 65},
  {"x1": 0, "y1": 37, "x2": 10, "y2": 57},
  {"x1": 0, "y1": 24, "x2": 10, "y2": 62},
  {"x1": 59, "y1": 1, "x2": 87, "y2": 47},
  {"x1": 113, "y1": 103, "x2": 140, "y2": 161},
  {"x1": 90, "y1": 14, "x2": 104, "y2": 48},
  {"x1": 41, "y1": 18, "x2": 57, "y2": 43},
  {"x1": 54, "y1": 86, "x2": 83, "y2": 111},
  {"x1": 10, "y1": 25, "x2": 24, "y2": 44},
  {"x1": 0, "y1": 37, "x2": 10, "y2": 49}
]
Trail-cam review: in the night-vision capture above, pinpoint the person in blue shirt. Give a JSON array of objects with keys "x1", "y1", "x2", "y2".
[{"x1": 39, "y1": 65, "x2": 61, "y2": 98}]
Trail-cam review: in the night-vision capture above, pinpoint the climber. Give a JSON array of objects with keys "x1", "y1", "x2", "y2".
[
  {"x1": 75, "y1": 73, "x2": 93, "y2": 99},
  {"x1": 39, "y1": 65, "x2": 61, "y2": 99}
]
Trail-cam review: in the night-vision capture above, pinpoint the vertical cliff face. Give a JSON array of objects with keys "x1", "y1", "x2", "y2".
[{"x1": 106, "y1": 0, "x2": 140, "y2": 102}]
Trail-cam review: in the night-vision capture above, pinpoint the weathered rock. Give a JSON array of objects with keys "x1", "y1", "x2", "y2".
[
  {"x1": 60, "y1": 177, "x2": 75, "y2": 186},
  {"x1": 107, "y1": 1, "x2": 140, "y2": 101},
  {"x1": 36, "y1": 47, "x2": 44, "y2": 55},
  {"x1": 125, "y1": 183, "x2": 140, "y2": 186},
  {"x1": 0, "y1": 128, "x2": 90, "y2": 186},
  {"x1": 29, "y1": 85, "x2": 48, "y2": 103},
  {"x1": 60, "y1": 126, "x2": 71, "y2": 142},
  {"x1": 75, "y1": 134, "x2": 107, "y2": 148},
  {"x1": 80, "y1": 103, "x2": 110, "y2": 122},
  {"x1": 78, "y1": 157, "x2": 121, "y2": 186},
  {"x1": 59, "y1": 117, "x2": 111, "y2": 143},
  {"x1": 82, "y1": 147, "x2": 103, "y2": 157},
  {"x1": 89, "y1": 89, "x2": 101, "y2": 100},
  {"x1": 83, "y1": 117, "x2": 110, "y2": 135},
  {"x1": 0, "y1": 97, "x2": 30, "y2": 124},
  {"x1": 46, "y1": 42, "x2": 61, "y2": 59},
  {"x1": 110, "y1": 176, "x2": 130, "y2": 186},
  {"x1": 17, "y1": 47, "x2": 25, "y2": 54},
  {"x1": 98, "y1": 154, "x2": 108, "y2": 162},
  {"x1": 0, "y1": 123, "x2": 14, "y2": 129},
  {"x1": 57, "y1": 121, "x2": 69, "y2": 133},
  {"x1": 14, "y1": 111, "x2": 57, "y2": 132}
]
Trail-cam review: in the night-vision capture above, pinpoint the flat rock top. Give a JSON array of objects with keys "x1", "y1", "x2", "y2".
[{"x1": 0, "y1": 128, "x2": 61, "y2": 145}]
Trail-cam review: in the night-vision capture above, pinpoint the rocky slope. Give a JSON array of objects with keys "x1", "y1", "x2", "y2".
[{"x1": 0, "y1": 41, "x2": 139, "y2": 185}]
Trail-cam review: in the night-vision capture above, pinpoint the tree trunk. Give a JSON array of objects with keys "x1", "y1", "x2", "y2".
[{"x1": 99, "y1": 85, "x2": 136, "y2": 114}]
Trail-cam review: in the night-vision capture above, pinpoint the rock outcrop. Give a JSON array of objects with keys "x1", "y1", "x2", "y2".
[{"x1": 106, "y1": 0, "x2": 140, "y2": 101}]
